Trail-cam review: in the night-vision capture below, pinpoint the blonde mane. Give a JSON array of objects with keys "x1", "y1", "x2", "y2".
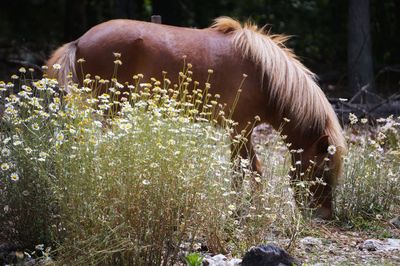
[{"x1": 211, "y1": 17, "x2": 346, "y2": 153}]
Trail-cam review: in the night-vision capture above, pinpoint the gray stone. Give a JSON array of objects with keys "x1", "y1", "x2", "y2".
[
  {"x1": 390, "y1": 215, "x2": 400, "y2": 229},
  {"x1": 226, "y1": 258, "x2": 242, "y2": 266},
  {"x1": 300, "y1": 237, "x2": 323, "y2": 252},
  {"x1": 359, "y1": 239, "x2": 400, "y2": 251},
  {"x1": 203, "y1": 254, "x2": 227, "y2": 266}
]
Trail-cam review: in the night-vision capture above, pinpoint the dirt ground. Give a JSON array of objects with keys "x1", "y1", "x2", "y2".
[{"x1": 291, "y1": 221, "x2": 400, "y2": 265}]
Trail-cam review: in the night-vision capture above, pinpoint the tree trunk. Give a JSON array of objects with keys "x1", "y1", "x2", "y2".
[{"x1": 347, "y1": 0, "x2": 375, "y2": 101}]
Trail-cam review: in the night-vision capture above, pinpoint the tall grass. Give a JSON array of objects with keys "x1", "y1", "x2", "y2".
[
  {"x1": 0, "y1": 63, "x2": 276, "y2": 264},
  {"x1": 0, "y1": 63, "x2": 399, "y2": 265},
  {"x1": 335, "y1": 115, "x2": 400, "y2": 222}
]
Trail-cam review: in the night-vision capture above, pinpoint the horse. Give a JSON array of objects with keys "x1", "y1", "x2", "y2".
[{"x1": 47, "y1": 17, "x2": 346, "y2": 219}]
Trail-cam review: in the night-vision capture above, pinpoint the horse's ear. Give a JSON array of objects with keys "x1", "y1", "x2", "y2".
[{"x1": 313, "y1": 135, "x2": 329, "y2": 154}]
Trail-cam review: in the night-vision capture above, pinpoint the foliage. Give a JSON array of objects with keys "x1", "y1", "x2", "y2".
[
  {"x1": 0, "y1": 62, "x2": 298, "y2": 264},
  {"x1": 0, "y1": 62, "x2": 399, "y2": 264},
  {"x1": 335, "y1": 114, "x2": 400, "y2": 223},
  {"x1": 1, "y1": 0, "x2": 399, "y2": 71},
  {"x1": 184, "y1": 252, "x2": 204, "y2": 266}
]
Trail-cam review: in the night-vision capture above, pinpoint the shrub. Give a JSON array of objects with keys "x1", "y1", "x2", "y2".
[
  {"x1": 0, "y1": 64, "x2": 282, "y2": 264},
  {"x1": 335, "y1": 115, "x2": 400, "y2": 223}
]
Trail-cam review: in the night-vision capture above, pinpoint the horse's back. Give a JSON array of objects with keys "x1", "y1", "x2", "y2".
[
  {"x1": 76, "y1": 19, "x2": 241, "y2": 83},
  {"x1": 71, "y1": 19, "x2": 267, "y2": 128}
]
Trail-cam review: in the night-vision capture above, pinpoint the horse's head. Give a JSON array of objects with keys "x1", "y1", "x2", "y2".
[{"x1": 292, "y1": 134, "x2": 342, "y2": 219}]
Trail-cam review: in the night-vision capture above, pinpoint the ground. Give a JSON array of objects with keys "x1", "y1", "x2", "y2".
[{"x1": 292, "y1": 220, "x2": 400, "y2": 265}]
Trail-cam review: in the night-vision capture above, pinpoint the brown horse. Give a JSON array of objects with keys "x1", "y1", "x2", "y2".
[{"x1": 47, "y1": 17, "x2": 346, "y2": 219}]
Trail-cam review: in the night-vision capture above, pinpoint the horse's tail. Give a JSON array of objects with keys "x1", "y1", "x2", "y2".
[{"x1": 46, "y1": 41, "x2": 78, "y2": 91}]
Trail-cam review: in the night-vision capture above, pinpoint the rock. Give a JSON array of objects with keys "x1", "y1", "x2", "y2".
[
  {"x1": 300, "y1": 237, "x2": 323, "y2": 247},
  {"x1": 390, "y1": 216, "x2": 400, "y2": 229},
  {"x1": 241, "y1": 243, "x2": 301, "y2": 266},
  {"x1": 300, "y1": 237, "x2": 323, "y2": 253},
  {"x1": 359, "y1": 239, "x2": 400, "y2": 251},
  {"x1": 202, "y1": 254, "x2": 241, "y2": 266},
  {"x1": 203, "y1": 254, "x2": 226, "y2": 266},
  {"x1": 227, "y1": 258, "x2": 242, "y2": 266}
]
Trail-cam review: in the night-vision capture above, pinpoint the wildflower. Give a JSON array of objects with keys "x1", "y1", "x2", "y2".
[
  {"x1": 377, "y1": 132, "x2": 386, "y2": 141},
  {"x1": 52, "y1": 64, "x2": 61, "y2": 70},
  {"x1": 150, "y1": 162, "x2": 159, "y2": 169},
  {"x1": 361, "y1": 118, "x2": 368, "y2": 124},
  {"x1": 327, "y1": 145, "x2": 337, "y2": 155},
  {"x1": 10, "y1": 173, "x2": 19, "y2": 182},
  {"x1": 114, "y1": 59, "x2": 122, "y2": 65},
  {"x1": 119, "y1": 123, "x2": 132, "y2": 131},
  {"x1": 1, "y1": 148, "x2": 11, "y2": 157},
  {"x1": 113, "y1": 52, "x2": 121, "y2": 58},
  {"x1": 295, "y1": 160, "x2": 301, "y2": 165},
  {"x1": 77, "y1": 58, "x2": 85, "y2": 63},
  {"x1": 349, "y1": 113, "x2": 358, "y2": 124},
  {"x1": 115, "y1": 82, "x2": 124, "y2": 89},
  {"x1": 1, "y1": 162, "x2": 10, "y2": 171},
  {"x1": 13, "y1": 140, "x2": 22, "y2": 146},
  {"x1": 167, "y1": 139, "x2": 176, "y2": 145},
  {"x1": 140, "y1": 83, "x2": 152, "y2": 88},
  {"x1": 283, "y1": 117, "x2": 290, "y2": 123},
  {"x1": 11, "y1": 74, "x2": 19, "y2": 80},
  {"x1": 32, "y1": 123, "x2": 40, "y2": 131},
  {"x1": 38, "y1": 151, "x2": 48, "y2": 161},
  {"x1": 228, "y1": 204, "x2": 236, "y2": 211},
  {"x1": 142, "y1": 179, "x2": 150, "y2": 185},
  {"x1": 18, "y1": 67, "x2": 26, "y2": 73},
  {"x1": 55, "y1": 132, "x2": 65, "y2": 142},
  {"x1": 49, "y1": 103, "x2": 59, "y2": 112}
]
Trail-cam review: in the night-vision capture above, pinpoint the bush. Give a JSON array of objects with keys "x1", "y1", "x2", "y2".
[
  {"x1": 0, "y1": 64, "x2": 280, "y2": 264},
  {"x1": 335, "y1": 115, "x2": 400, "y2": 223},
  {"x1": 1, "y1": 64, "x2": 398, "y2": 265}
]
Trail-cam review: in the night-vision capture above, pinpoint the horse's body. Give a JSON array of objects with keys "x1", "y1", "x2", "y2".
[{"x1": 47, "y1": 17, "x2": 346, "y2": 219}]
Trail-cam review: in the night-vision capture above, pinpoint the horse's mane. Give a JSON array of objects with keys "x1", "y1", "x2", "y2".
[{"x1": 211, "y1": 17, "x2": 346, "y2": 179}]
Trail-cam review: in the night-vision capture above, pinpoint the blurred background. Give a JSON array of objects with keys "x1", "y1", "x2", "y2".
[{"x1": 0, "y1": 0, "x2": 399, "y2": 99}]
